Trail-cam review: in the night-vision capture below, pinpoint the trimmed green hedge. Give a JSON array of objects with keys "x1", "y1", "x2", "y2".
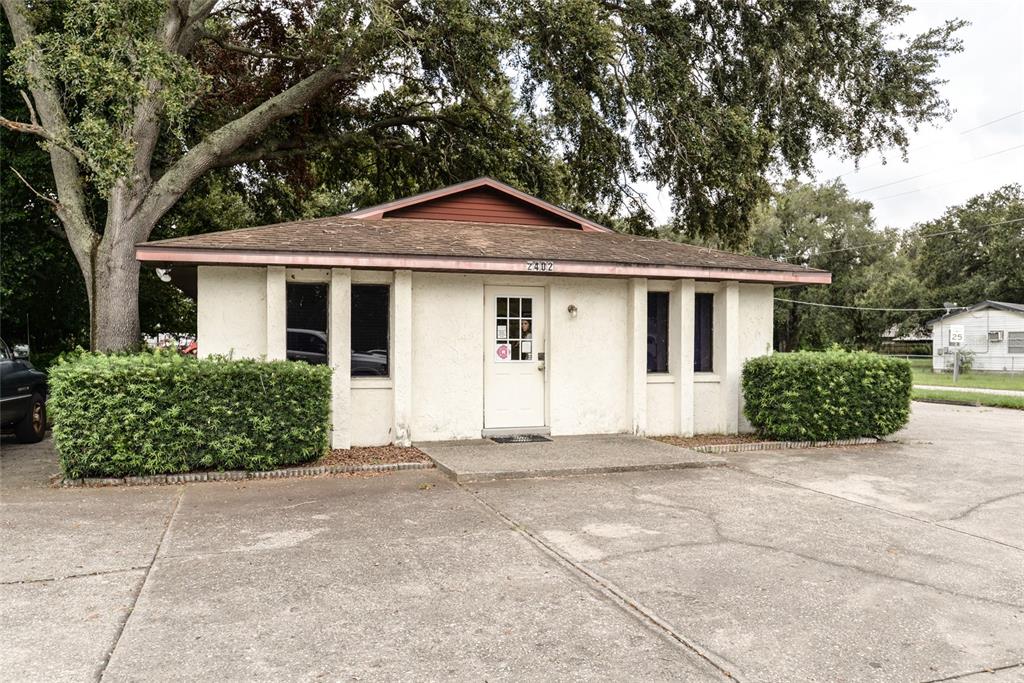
[
  {"x1": 49, "y1": 352, "x2": 331, "y2": 478},
  {"x1": 742, "y1": 351, "x2": 912, "y2": 441}
]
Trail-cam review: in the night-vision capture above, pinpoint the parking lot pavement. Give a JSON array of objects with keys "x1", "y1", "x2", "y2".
[
  {"x1": 1, "y1": 402, "x2": 1021, "y2": 682},
  {"x1": 2, "y1": 464, "x2": 722, "y2": 682},
  {"x1": 466, "y1": 403, "x2": 1024, "y2": 682},
  {"x1": 717, "y1": 402, "x2": 1024, "y2": 548}
]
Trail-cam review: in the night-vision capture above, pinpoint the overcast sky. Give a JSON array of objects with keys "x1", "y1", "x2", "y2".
[{"x1": 642, "y1": 0, "x2": 1024, "y2": 232}]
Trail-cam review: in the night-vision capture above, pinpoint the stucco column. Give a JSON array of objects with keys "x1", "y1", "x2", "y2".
[
  {"x1": 265, "y1": 266, "x2": 286, "y2": 360},
  {"x1": 627, "y1": 278, "x2": 648, "y2": 435},
  {"x1": 329, "y1": 268, "x2": 352, "y2": 450},
  {"x1": 721, "y1": 281, "x2": 741, "y2": 433},
  {"x1": 392, "y1": 270, "x2": 413, "y2": 446},
  {"x1": 672, "y1": 279, "x2": 696, "y2": 436}
]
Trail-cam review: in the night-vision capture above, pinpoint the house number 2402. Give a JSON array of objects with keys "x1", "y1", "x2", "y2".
[{"x1": 526, "y1": 260, "x2": 554, "y2": 272}]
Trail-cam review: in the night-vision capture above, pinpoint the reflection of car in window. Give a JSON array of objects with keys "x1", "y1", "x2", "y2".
[
  {"x1": 352, "y1": 349, "x2": 388, "y2": 376},
  {"x1": 285, "y1": 329, "x2": 388, "y2": 375},
  {"x1": 286, "y1": 328, "x2": 329, "y2": 364}
]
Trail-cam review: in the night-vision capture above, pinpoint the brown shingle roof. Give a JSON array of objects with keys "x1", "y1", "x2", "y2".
[{"x1": 140, "y1": 216, "x2": 823, "y2": 277}]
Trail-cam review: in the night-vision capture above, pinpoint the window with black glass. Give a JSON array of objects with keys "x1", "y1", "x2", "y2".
[
  {"x1": 352, "y1": 285, "x2": 389, "y2": 377},
  {"x1": 647, "y1": 291, "x2": 669, "y2": 373},
  {"x1": 694, "y1": 293, "x2": 714, "y2": 372},
  {"x1": 286, "y1": 283, "x2": 329, "y2": 364}
]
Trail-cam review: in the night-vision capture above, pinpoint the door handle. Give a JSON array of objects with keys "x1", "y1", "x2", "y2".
[{"x1": 538, "y1": 363, "x2": 545, "y2": 371}]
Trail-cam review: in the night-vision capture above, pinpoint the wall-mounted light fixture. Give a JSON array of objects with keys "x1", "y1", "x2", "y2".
[{"x1": 567, "y1": 304, "x2": 578, "y2": 318}]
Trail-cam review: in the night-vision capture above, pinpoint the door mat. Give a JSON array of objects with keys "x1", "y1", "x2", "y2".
[{"x1": 490, "y1": 434, "x2": 553, "y2": 444}]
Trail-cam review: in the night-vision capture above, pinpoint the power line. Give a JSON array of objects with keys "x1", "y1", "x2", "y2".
[
  {"x1": 836, "y1": 108, "x2": 1024, "y2": 179},
  {"x1": 959, "y1": 109, "x2": 1024, "y2": 134},
  {"x1": 850, "y1": 143, "x2": 1024, "y2": 195},
  {"x1": 869, "y1": 178, "x2": 962, "y2": 202},
  {"x1": 774, "y1": 216, "x2": 1024, "y2": 261},
  {"x1": 773, "y1": 298, "x2": 955, "y2": 312}
]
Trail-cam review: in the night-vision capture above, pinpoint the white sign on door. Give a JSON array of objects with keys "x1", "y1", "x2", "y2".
[{"x1": 948, "y1": 325, "x2": 965, "y2": 346}]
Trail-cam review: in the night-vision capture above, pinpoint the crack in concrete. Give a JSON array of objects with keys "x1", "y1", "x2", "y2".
[
  {"x1": 613, "y1": 486, "x2": 1024, "y2": 611},
  {"x1": 942, "y1": 492, "x2": 1024, "y2": 522},
  {"x1": 919, "y1": 661, "x2": 1024, "y2": 682},
  {"x1": 460, "y1": 482, "x2": 742, "y2": 682},
  {"x1": 95, "y1": 485, "x2": 184, "y2": 682},
  {"x1": 724, "y1": 465, "x2": 1024, "y2": 553},
  {"x1": 0, "y1": 566, "x2": 148, "y2": 586}
]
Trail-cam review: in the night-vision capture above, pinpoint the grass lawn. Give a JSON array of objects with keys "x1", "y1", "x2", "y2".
[
  {"x1": 911, "y1": 365, "x2": 1024, "y2": 391},
  {"x1": 913, "y1": 388, "x2": 1024, "y2": 410}
]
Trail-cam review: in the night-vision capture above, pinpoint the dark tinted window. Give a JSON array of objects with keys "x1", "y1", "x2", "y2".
[
  {"x1": 694, "y1": 293, "x2": 714, "y2": 372},
  {"x1": 286, "y1": 283, "x2": 329, "y2": 364},
  {"x1": 647, "y1": 292, "x2": 669, "y2": 373},
  {"x1": 352, "y1": 285, "x2": 389, "y2": 377}
]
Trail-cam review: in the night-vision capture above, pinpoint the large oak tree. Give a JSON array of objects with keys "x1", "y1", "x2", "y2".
[{"x1": 1, "y1": 0, "x2": 963, "y2": 351}]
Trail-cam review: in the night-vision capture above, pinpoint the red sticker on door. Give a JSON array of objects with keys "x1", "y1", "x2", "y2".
[{"x1": 495, "y1": 343, "x2": 510, "y2": 360}]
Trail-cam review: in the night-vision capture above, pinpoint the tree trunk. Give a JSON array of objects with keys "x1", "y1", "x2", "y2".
[{"x1": 91, "y1": 229, "x2": 142, "y2": 352}]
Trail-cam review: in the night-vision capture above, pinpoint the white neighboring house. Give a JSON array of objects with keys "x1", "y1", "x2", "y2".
[{"x1": 927, "y1": 301, "x2": 1024, "y2": 373}]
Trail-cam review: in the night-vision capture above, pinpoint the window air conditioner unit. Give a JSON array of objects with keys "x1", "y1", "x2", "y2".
[{"x1": 988, "y1": 330, "x2": 1004, "y2": 342}]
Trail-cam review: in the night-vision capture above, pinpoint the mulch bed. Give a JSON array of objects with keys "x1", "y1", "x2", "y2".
[
  {"x1": 314, "y1": 445, "x2": 430, "y2": 467},
  {"x1": 652, "y1": 434, "x2": 763, "y2": 448}
]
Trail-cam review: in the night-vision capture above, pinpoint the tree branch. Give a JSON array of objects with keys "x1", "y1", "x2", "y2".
[
  {"x1": 208, "y1": 114, "x2": 452, "y2": 169},
  {"x1": 1, "y1": 0, "x2": 97, "y2": 285},
  {"x1": 10, "y1": 166, "x2": 56, "y2": 208},
  {"x1": 198, "y1": 28, "x2": 305, "y2": 62},
  {"x1": 8, "y1": 168, "x2": 67, "y2": 239},
  {"x1": 133, "y1": 61, "x2": 360, "y2": 230},
  {"x1": 19, "y1": 90, "x2": 39, "y2": 126},
  {"x1": 0, "y1": 115, "x2": 46, "y2": 137}
]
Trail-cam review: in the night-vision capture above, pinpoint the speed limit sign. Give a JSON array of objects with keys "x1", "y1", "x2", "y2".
[{"x1": 948, "y1": 325, "x2": 965, "y2": 346}]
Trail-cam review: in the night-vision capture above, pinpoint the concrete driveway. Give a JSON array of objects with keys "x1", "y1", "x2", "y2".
[{"x1": 1, "y1": 402, "x2": 1022, "y2": 682}]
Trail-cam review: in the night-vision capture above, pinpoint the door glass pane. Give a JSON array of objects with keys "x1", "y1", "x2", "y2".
[{"x1": 495, "y1": 296, "x2": 536, "y2": 362}]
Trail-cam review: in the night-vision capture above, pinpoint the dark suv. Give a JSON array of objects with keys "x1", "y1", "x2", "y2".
[{"x1": 0, "y1": 339, "x2": 47, "y2": 443}]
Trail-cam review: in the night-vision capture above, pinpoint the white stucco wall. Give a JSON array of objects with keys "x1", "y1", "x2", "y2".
[
  {"x1": 647, "y1": 282, "x2": 774, "y2": 435},
  {"x1": 196, "y1": 266, "x2": 778, "y2": 443},
  {"x1": 645, "y1": 379, "x2": 676, "y2": 435},
  {"x1": 548, "y1": 277, "x2": 631, "y2": 435},
  {"x1": 197, "y1": 266, "x2": 267, "y2": 359},
  {"x1": 409, "y1": 273, "x2": 486, "y2": 441},
  {"x1": 737, "y1": 284, "x2": 775, "y2": 431},
  {"x1": 351, "y1": 384, "x2": 394, "y2": 446}
]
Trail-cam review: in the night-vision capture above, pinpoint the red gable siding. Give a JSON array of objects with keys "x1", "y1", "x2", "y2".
[{"x1": 382, "y1": 186, "x2": 582, "y2": 228}]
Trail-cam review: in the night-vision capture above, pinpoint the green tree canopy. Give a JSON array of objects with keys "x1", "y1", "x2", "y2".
[
  {"x1": 746, "y1": 179, "x2": 910, "y2": 350},
  {"x1": 1, "y1": 0, "x2": 965, "y2": 350},
  {"x1": 904, "y1": 184, "x2": 1024, "y2": 308}
]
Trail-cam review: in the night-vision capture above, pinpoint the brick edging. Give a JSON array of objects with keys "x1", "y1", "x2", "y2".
[
  {"x1": 691, "y1": 436, "x2": 880, "y2": 454},
  {"x1": 61, "y1": 461, "x2": 434, "y2": 488}
]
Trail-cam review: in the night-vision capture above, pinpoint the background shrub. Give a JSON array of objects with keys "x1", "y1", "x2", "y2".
[
  {"x1": 742, "y1": 350, "x2": 912, "y2": 441},
  {"x1": 49, "y1": 352, "x2": 331, "y2": 478}
]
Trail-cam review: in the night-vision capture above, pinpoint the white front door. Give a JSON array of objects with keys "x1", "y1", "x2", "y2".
[{"x1": 484, "y1": 287, "x2": 546, "y2": 429}]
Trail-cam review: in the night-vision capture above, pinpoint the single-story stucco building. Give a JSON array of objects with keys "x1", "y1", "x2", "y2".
[{"x1": 136, "y1": 178, "x2": 830, "y2": 448}]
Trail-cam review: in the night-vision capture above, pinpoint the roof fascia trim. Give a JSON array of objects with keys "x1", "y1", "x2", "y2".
[{"x1": 136, "y1": 246, "x2": 831, "y2": 285}]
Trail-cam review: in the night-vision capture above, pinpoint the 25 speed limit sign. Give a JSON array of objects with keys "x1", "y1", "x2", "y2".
[{"x1": 948, "y1": 325, "x2": 965, "y2": 345}]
